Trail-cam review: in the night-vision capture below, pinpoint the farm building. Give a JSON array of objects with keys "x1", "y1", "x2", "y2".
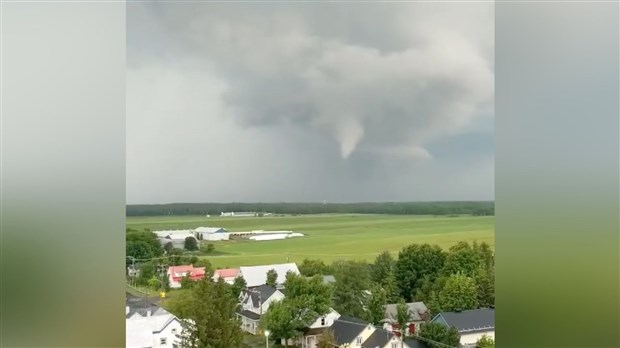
[
  {"x1": 195, "y1": 226, "x2": 229, "y2": 241},
  {"x1": 248, "y1": 232, "x2": 304, "y2": 241},
  {"x1": 238, "y1": 263, "x2": 300, "y2": 288},
  {"x1": 220, "y1": 211, "x2": 258, "y2": 217},
  {"x1": 154, "y1": 230, "x2": 197, "y2": 250}
]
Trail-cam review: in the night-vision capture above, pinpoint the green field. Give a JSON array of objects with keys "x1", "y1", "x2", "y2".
[{"x1": 127, "y1": 214, "x2": 495, "y2": 268}]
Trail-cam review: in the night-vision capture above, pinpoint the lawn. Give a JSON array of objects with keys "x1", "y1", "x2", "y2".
[{"x1": 127, "y1": 214, "x2": 495, "y2": 268}]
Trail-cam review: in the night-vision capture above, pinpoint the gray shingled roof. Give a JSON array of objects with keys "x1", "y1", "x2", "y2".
[
  {"x1": 404, "y1": 338, "x2": 429, "y2": 348},
  {"x1": 236, "y1": 308, "x2": 261, "y2": 321},
  {"x1": 383, "y1": 302, "x2": 429, "y2": 322},
  {"x1": 246, "y1": 284, "x2": 279, "y2": 306},
  {"x1": 330, "y1": 316, "x2": 370, "y2": 345},
  {"x1": 362, "y1": 329, "x2": 395, "y2": 348},
  {"x1": 433, "y1": 308, "x2": 495, "y2": 334}
]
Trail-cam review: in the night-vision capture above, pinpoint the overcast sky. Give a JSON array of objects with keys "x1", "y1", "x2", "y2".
[{"x1": 126, "y1": 2, "x2": 494, "y2": 204}]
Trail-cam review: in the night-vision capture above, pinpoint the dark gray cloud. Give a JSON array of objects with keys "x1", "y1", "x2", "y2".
[{"x1": 126, "y1": 2, "x2": 494, "y2": 204}]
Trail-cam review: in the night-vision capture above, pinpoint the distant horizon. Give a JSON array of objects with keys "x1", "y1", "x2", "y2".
[{"x1": 126, "y1": 200, "x2": 495, "y2": 206}]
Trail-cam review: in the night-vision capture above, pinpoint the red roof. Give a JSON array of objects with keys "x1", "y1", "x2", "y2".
[
  {"x1": 214, "y1": 268, "x2": 239, "y2": 278},
  {"x1": 168, "y1": 265, "x2": 206, "y2": 281}
]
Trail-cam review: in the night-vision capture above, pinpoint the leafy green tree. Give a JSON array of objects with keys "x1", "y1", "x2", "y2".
[
  {"x1": 364, "y1": 284, "x2": 387, "y2": 325},
  {"x1": 163, "y1": 242, "x2": 174, "y2": 254},
  {"x1": 262, "y1": 274, "x2": 332, "y2": 347},
  {"x1": 437, "y1": 273, "x2": 479, "y2": 312},
  {"x1": 126, "y1": 241, "x2": 155, "y2": 264},
  {"x1": 260, "y1": 301, "x2": 297, "y2": 348},
  {"x1": 126, "y1": 230, "x2": 163, "y2": 258},
  {"x1": 474, "y1": 268, "x2": 495, "y2": 308},
  {"x1": 418, "y1": 323, "x2": 460, "y2": 348},
  {"x1": 396, "y1": 299, "x2": 411, "y2": 337},
  {"x1": 371, "y1": 251, "x2": 399, "y2": 303},
  {"x1": 207, "y1": 243, "x2": 215, "y2": 253},
  {"x1": 477, "y1": 334, "x2": 495, "y2": 348},
  {"x1": 176, "y1": 278, "x2": 244, "y2": 348},
  {"x1": 181, "y1": 273, "x2": 194, "y2": 289},
  {"x1": 231, "y1": 276, "x2": 247, "y2": 299},
  {"x1": 395, "y1": 244, "x2": 446, "y2": 301},
  {"x1": 473, "y1": 242, "x2": 494, "y2": 270},
  {"x1": 441, "y1": 242, "x2": 484, "y2": 277},
  {"x1": 332, "y1": 260, "x2": 371, "y2": 318},
  {"x1": 299, "y1": 259, "x2": 327, "y2": 277},
  {"x1": 137, "y1": 262, "x2": 155, "y2": 286},
  {"x1": 184, "y1": 236, "x2": 198, "y2": 251},
  {"x1": 316, "y1": 329, "x2": 336, "y2": 348},
  {"x1": 266, "y1": 269, "x2": 278, "y2": 287}
]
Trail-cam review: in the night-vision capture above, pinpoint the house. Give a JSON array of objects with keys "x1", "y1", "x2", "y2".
[
  {"x1": 194, "y1": 227, "x2": 229, "y2": 241},
  {"x1": 238, "y1": 263, "x2": 300, "y2": 288},
  {"x1": 167, "y1": 265, "x2": 206, "y2": 289},
  {"x1": 431, "y1": 308, "x2": 495, "y2": 348},
  {"x1": 382, "y1": 302, "x2": 429, "y2": 336},
  {"x1": 237, "y1": 284, "x2": 286, "y2": 334},
  {"x1": 318, "y1": 315, "x2": 425, "y2": 348},
  {"x1": 126, "y1": 304, "x2": 182, "y2": 348},
  {"x1": 213, "y1": 268, "x2": 239, "y2": 284}
]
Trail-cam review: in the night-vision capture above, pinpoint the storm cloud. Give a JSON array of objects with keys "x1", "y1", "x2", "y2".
[{"x1": 126, "y1": 2, "x2": 495, "y2": 204}]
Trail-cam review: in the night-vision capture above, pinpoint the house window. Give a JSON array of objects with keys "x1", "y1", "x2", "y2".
[
  {"x1": 391, "y1": 343, "x2": 399, "y2": 348},
  {"x1": 356, "y1": 336, "x2": 363, "y2": 345},
  {"x1": 171, "y1": 328, "x2": 177, "y2": 334},
  {"x1": 320, "y1": 317, "x2": 326, "y2": 326},
  {"x1": 160, "y1": 337, "x2": 167, "y2": 345}
]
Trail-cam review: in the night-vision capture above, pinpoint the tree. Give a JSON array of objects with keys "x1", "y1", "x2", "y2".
[
  {"x1": 299, "y1": 259, "x2": 327, "y2": 277},
  {"x1": 395, "y1": 299, "x2": 412, "y2": 337},
  {"x1": 184, "y1": 236, "x2": 198, "y2": 251},
  {"x1": 266, "y1": 269, "x2": 278, "y2": 287},
  {"x1": 364, "y1": 284, "x2": 387, "y2": 325},
  {"x1": 207, "y1": 243, "x2": 215, "y2": 253},
  {"x1": 418, "y1": 323, "x2": 460, "y2": 348},
  {"x1": 260, "y1": 301, "x2": 297, "y2": 348},
  {"x1": 231, "y1": 276, "x2": 247, "y2": 299},
  {"x1": 442, "y1": 242, "x2": 486, "y2": 278},
  {"x1": 477, "y1": 334, "x2": 495, "y2": 348},
  {"x1": 371, "y1": 251, "x2": 399, "y2": 303},
  {"x1": 316, "y1": 329, "x2": 336, "y2": 348},
  {"x1": 126, "y1": 241, "x2": 155, "y2": 264},
  {"x1": 262, "y1": 274, "x2": 332, "y2": 347},
  {"x1": 137, "y1": 261, "x2": 155, "y2": 286},
  {"x1": 163, "y1": 242, "x2": 174, "y2": 254},
  {"x1": 395, "y1": 244, "x2": 446, "y2": 301},
  {"x1": 437, "y1": 273, "x2": 479, "y2": 312},
  {"x1": 331, "y1": 260, "x2": 371, "y2": 318},
  {"x1": 473, "y1": 242, "x2": 494, "y2": 271},
  {"x1": 181, "y1": 273, "x2": 194, "y2": 289},
  {"x1": 175, "y1": 278, "x2": 244, "y2": 348},
  {"x1": 474, "y1": 268, "x2": 495, "y2": 308}
]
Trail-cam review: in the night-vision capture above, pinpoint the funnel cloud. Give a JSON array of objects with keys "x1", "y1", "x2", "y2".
[{"x1": 126, "y1": 2, "x2": 494, "y2": 204}]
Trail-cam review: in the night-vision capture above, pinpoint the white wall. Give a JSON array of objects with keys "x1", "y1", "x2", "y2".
[
  {"x1": 152, "y1": 319, "x2": 183, "y2": 348},
  {"x1": 460, "y1": 331, "x2": 494, "y2": 347},
  {"x1": 347, "y1": 324, "x2": 375, "y2": 347},
  {"x1": 308, "y1": 309, "x2": 340, "y2": 329}
]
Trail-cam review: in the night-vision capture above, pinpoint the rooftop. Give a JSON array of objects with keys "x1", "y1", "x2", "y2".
[
  {"x1": 432, "y1": 308, "x2": 495, "y2": 334},
  {"x1": 239, "y1": 263, "x2": 300, "y2": 287}
]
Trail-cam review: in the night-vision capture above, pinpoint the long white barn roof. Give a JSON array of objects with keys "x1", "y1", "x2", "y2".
[{"x1": 239, "y1": 263, "x2": 300, "y2": 287}]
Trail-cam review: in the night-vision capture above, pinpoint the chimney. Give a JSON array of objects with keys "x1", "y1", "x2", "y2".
[{"x1": 146, "y1": 310, "x2": 152, "y2": 317}]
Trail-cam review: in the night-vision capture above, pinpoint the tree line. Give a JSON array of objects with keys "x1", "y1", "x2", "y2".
[{"x1": 126, "y1": 201, "x2": 494, "y2": 217}]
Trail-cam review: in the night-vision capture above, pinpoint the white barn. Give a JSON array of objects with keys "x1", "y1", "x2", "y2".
[{"x1": 238, "y1": 263, "x2": 300, "y2": 288}]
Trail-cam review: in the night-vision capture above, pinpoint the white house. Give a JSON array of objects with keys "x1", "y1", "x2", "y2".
[
  {"x1": 238, "y1": 263, "x2": 300, "y2": 288},
  {"x1": 126, "y1": 306, "x2": 183, "y2": 348},
  {"x1": 431, "y1": 308, "x2": 495, "y2": 348},
  {"x1": 297, "y1": 308, "x2": 341, "y2": 348},
  {"x1": 237, "y1": 285, "x2": 286, "y2": 334},
  {"x1": 381, "y1": 301, "x2": 429, "y2": 336}
]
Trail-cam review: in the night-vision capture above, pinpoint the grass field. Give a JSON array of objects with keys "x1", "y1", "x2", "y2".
[{"x1": 127, "y1": 214, "x2": 494, "y2": 268}]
